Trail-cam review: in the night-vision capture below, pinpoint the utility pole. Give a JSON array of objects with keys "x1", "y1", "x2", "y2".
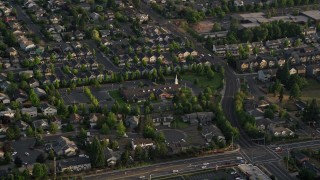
[
  {"x1": 231, "y1": 135, "x2": 234, "y2": 151},
  {"x1": 54, "y1": 157, "x2": 56, "y2": 180},
  {"x1": 251, "y1": 149, "x2": 254, "y2": 164}
]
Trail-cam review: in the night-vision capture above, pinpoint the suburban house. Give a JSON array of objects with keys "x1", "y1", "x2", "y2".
[
  {"x1": 0, "y1": 108, "x2": 15, "y2": 119},
  {"x1": 289, "y1": 68, "x2": 297, "y2": 75},
  {"x1": 56, "y1": 157, "x2": 91, "y2": 172},
  {"x1": 248, "y1": 108, "x2": 264, "y2": 120},
  {"x1": 295, "y1": 65, "x2": 306, "y2": 76},
  {"x1": 131, "y1": 138, "x2": 155, "y2": 150},
  {"x1": 293, "y1": 151, "x2": 310, "y2": 164},
  {"x1": 151, "y1": 114, "x2": 173, "y2": 127},
  {"x1": 89, "y1": 113, "x2": 100, "y2": 128},
  {"x1": 125, "y1": 116, "x2": 139, "y2": 129},
  {"x1": 40, "y1": 103, "x2": 57, "y2": 116},
  {"x1": 201, "y1": 125, "x2": 225, "y2": 143},
  {"x1": 306, "y1": 64, "x2": 320, "y2": 77},
  {"x1": 256, "y1": 118, "x2": 273, "y2": 131},
  {"x1": 21, "y1": 106, "x2": 37, "y2": 117},
  {"x1": 105, "y1": 147, "x2": 120, "y2": 167},
  {"x1": 70, "y1": 113, "x2": 84, "y2": 124},
  {"x1": 28, "y1": 78, "x2": 39, "y2": 88},
  {"x1": 269, "y1": 126, "x2": 294, "y2": 137},
  {"x1": 257, "y1": 69, "x2": 277, "y2": 82},
  {"x1": 45, "y1": 136, "x2": 78, "y2": 156},
  {"x1": 182, "y1": 112, "x2": 214, "y2": 125},
  {"x1": 17, "y1": 120, "x2": 29, "y2": 131},
  {"x1": 33, "y1": 119, "x2": 49, "y2": 130},
  {"x1": 19, "y1": 39, "x2": 36, "y2": 51},
  {"x1": 212, "y1": 45, "x2": 227, "y2": 56},
  {"x1": 295, "y1": 100, "x2": 307, "y2": 111},
  {"x1": 0, "y1": 93, "x2": 10, "y2": 104}
]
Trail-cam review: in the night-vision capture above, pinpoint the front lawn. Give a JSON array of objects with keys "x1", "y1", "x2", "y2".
[
  {"x1": 181, "y1": 73, "x2": 224, "y2": 91},
  {"x1": 108, "y1": 90, "x2": 125, "y2": 104}
]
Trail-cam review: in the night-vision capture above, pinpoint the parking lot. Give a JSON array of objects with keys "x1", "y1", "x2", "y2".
[
  {"x1": 12, "y1": 139, "x2": 43, "y2": 165},
  {"x1": 160, "y1": 129, "x2": 187, "y2": 143},
  {"x1": 61, "y1": 90, "x2": 90, "y2": 105},
  {"x1": 188, "y1": 170, "x2": 235, "y2": 180}
]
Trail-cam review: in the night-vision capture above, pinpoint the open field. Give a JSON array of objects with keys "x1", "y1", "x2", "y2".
[
  {"x1": 181, "y1": 73, "x2": 224, "y2": 91},
  {"x1": 109, "y1": 90, "x2": 126, "y2": 104},
  {"x1": 300, "y1": 79, "x2": 320, "y2": 102},
  {"x1": 192, "y1": 20, "x2": 214, "y2": 33}
]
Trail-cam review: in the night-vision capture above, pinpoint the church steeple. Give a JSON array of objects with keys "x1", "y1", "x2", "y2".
[{"x1": 175, "y1": 74, "x2": 178, "y2": 85}]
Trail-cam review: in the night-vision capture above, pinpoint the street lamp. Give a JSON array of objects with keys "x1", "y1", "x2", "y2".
[{"x1": 283, "y1": 139, "x2": 289, "y2": 171}]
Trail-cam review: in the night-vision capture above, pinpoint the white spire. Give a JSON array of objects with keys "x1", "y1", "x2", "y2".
[{"x1": 175, "y1": 74, "x2": 178, "y2": 85}]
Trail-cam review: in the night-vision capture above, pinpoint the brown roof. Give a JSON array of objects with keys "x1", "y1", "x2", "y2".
[{"x1": 133, "y1": 138, "x2": 154, "y2": 145}]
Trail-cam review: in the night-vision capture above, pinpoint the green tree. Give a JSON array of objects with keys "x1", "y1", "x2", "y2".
[
  {"x1": 120, "y1": 150, "x2": 130, "y2": 166},
  {"x1": 32, "y1": 163, "x2": 47, "y2": 180},
  {"x1": 212, "y1": 23, "x2": 221, "y2": 32},
  {"x1": 48, "y1": 149, "x2": 55, "y2": 160},
  {"x1": 26, "y1": 126, "x2": 34, "y2": 137},
  {"x1": 100, "y1": 123, "x2": 110, "y2": 135},
  {"x1": 294, "y1": 38, "x2": 302, "y2": 47},
  {"x1": 117, "y1": 121, "x2": 126, "y2": 137},
  {"x1": 134, "y1": 146, "x2": 143, "y2": 161},
  {"x1": 29, "y1": 89, "x2": 40, "y2": 107},
  {"x1": 290, "y1": 83, "x2": 301, "y2": 99},
  {"x1": 79, "y1": 128, "x2": 87, "y2": 140},
  {"x1": 6, "y1": 127, "x2": 16, "y2": 140},
  {"x1": 92, "y1": 29, "x2": 100, "y2": 41},
  {"x1": 14, "y1": 156, "x2": 22, "y2": 167},
  {"x1": 36, "y1": 153, "x2": 46, "y2": 163},
  {"x1": 298, "y1": 168, "x2": 316, "y2": 180},
  {"x1": 4, "y1": 152, "x2": 12, "y2": 163},
  {"x1": 303, "y1": 99, "x2": 319, "y2": 123},
  {"x1": 264, "y1": 109, "x2": 275, "y2": 119},
  {"x1": 89, "y1": 137, "x2": 105, "y2": 168},
  {"x1": 49, "y1": 123, "x2": 58, "y2": 134},
  {"x1": 279, "y1": 87, "x2": 284, "y2": 103}
]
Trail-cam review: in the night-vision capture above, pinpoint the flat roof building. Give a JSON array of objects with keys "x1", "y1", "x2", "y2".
[
  {"x1": 238, "y1": 164, "x2": 271, "y2": 180},
  {"x1": 301, "y1": 10, "x2": 320, "y2": 22},
  {"x1": 232, "y1": 12, "x2": 308, "y2": 29}
]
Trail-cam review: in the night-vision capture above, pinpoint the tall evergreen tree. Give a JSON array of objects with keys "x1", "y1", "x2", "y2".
[
  {"x1": 303, "y1": 99, "x2": 319, "y2": 123},
  {"x1": 89, "y1": 137, "x2": 105, "y2": 168}
]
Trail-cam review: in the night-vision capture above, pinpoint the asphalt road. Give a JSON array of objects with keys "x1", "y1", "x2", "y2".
[
  {"x1": 9, "y1": 1, "x2": 46, "y2": 44},
  {"x1": 83, "y1": 40, "x2": 120, "y2": 72},
  {"x1": 84, "y1": 152, "x2": 242, "y2": 180}
]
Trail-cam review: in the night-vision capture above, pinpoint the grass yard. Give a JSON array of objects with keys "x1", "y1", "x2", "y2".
[
  {"x1": 181, "y1": 73, "x2": 224, "y2": 91},
  {"x1": 300, "y1": 79, "x2": 320, "y2": 102},
  {"x1": 108, "y1": 90, "x2": 125, "y2": 104},
  {"x1": 171, "y1": 120, "x2": 189, "y2": 129}
]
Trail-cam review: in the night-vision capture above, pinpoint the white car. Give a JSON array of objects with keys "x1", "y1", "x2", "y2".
[
  {"x1": 172, "y1": 170, "x2": 179, "y2": 173},
  {"x1": 201, "y1": 166, "x2": 207, "y2": 169},
  {"x1": 12, "y1": 152, "x2": 17, "y2": 156},
  {"x1": 25, "y1": 152, "x2": 29, "y2": 156},
  {"x1": 208, "y1": 54, "x2": 212, "y2": 57},
  {"x1": 230, "y1": 171, "x2": 237, "y2": 175},
  {"x1": 139, "y1": 176, "x2": 145, "y2": 179},
  {"x1": 236, "y1": 157, "x2": 243, "y2": 160},
  {"x1": 203, "y1": 162, "x2": 210, "y2": 166}
]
